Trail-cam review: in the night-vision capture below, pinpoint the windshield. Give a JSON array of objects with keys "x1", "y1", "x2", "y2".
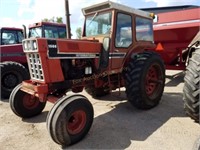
[
  {"x1": 29, "y1": 27, "x2": 42, "y2": 38},
  {"x1": 85, "y1": 12, "x2": 112, "y2": 37},
  {"x1": 29, "y1": 26, "x2": 66, "y2": 38}
]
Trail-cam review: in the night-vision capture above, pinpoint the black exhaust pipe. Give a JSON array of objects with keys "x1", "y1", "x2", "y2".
[
  {"x1": 65, "y1": 0, "x2": 71, "y2": 39},
  {"x1": 22, "y1": 25, "x2": 27, "y2": 39}
]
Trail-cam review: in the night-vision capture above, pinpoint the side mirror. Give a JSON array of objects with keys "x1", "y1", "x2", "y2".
[
  {"x1": 153, "y1": 15, "x2": 159, "y2": 23},
  {"x1": 103, "y1": 37, "x2": 110, "y2": 51},
  {"x1": 98, "y1": 37, "x2": 110, "y2": 70}
]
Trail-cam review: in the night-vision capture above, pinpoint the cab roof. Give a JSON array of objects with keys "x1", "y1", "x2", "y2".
[
  {"x1": 29, "y1": 21, "x2": 66, "y2": 28},
  {"x1": 82, "y1": 1, "x2": 152, "y2": 19},
  {"x1": 0, "y1": 27, "x2": 22, "y2": 31}
]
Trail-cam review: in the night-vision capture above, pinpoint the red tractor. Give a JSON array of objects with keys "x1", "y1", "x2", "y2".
[
  {"x1": 10, "y1": 1, "x2": 165, "y2": 146},
  {"x1": 143, "y1": 6, "x2": 200, "y2": 122},
  {"x1": 0, "y1": 27, "x2": 28, "y2": 98},
  {"x1": 1, "y1": 22, "x2": 67, "y2": 98}
]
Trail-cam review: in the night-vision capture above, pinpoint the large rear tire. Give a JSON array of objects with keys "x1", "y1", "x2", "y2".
[
  {"x1": 124, "y1": 51, "x2": 165, "y2": 109},
  {"x1": 1, "y1": 61, "x2": 29, "y2": 99},
  {"x1": 9, "y1": 84, "x2": 46, "y2": 118},
  {"x1": 183, "y1": 48, "x2": 200, "y2": 122},
  {"x1": 47, "y1": 94, "x2": 94, "y2": 146}
]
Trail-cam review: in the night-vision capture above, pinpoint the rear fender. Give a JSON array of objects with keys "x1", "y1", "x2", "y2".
[
  {"x1": 186, "y1": 31, "x2": 200, "y2": 65},
  {"x1": 122, "y1": 42, "x2": 156, "y2": 68}
]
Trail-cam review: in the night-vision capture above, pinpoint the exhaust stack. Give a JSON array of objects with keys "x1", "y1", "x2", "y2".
[{"x1": 65, "y1": 0, "x2": 71, "y2": 39}]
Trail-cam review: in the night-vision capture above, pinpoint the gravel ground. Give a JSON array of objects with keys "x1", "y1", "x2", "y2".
[{"x1": 0, "y1": 70, "x2": 200, "y2": 150}]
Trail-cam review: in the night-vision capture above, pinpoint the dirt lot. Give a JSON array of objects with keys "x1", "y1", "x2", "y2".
[{"x1": 0, "y1": 70, "x2": 200, "y2": 150}]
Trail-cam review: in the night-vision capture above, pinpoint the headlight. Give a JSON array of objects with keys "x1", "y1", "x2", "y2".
[
  {"x1": 33, "y1": 41, "x2": 37, "y2": 50},
  {"x1": 23, "y1": 40, "x2": 38, "y2": 51},
  {"x1": 27, "y1": 41, "x2": 31, "y2": 50},
  {"x1": 23, "y1": 41, "x2": 28, "y2": 50}
]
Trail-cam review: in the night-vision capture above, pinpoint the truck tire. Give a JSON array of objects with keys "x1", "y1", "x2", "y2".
[
  {"x1": 85, "y1": 86, "x2": 110, "y2": 98},
  {"x1": 183, "y1": 48, "x2": 200, "y2": 122},
  {"x1": 47, "y1": 94, "x2": 94, "y2": 146},
  {"x1": 1, "y1": 61, "x2": 29, "y2": 99},
  {"x1": 9, "y1": 84, "x2": 46, "y2": 118},
  {"x1": 124, "y1": 51, "x2": 165, "y2": 109}
]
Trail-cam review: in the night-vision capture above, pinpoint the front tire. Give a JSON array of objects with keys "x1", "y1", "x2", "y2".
[
  {"x1": 9, "y1": 84, "x2": 46, "y2": 118},
  {"x1": 183, "y1": 48, "x2": 200, "y2": 122},
  {"x1": 124, "y1": 51, "x2": 165, "y2": 109},
  {"x1": 47, "y1": 94, "x2": 94, "y2": 146}
]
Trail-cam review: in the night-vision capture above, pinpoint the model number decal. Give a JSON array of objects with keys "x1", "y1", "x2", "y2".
[{"x1": 48, "y1": 44, "x2": 57, "y2": 49}]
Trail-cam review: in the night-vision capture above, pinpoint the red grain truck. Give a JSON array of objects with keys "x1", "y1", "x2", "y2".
[{"x1": 143, "y1": 5, "x2": 200, "y2": 122}]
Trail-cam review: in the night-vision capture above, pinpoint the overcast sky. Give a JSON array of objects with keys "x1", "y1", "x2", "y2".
[{"x1": 0, "y1": 0, "x2": 199, "y2": 38}]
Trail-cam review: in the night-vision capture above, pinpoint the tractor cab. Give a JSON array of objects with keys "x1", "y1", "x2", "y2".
[
  {"x1": 81, "y1": 1, "x2": 155, "y2": 69},
  {"x1": 28, "y1": 22, "x2": 66, "y2": 38},
  {"x1": 0, "y1": 27, "x2": 24, "y2": 45}
]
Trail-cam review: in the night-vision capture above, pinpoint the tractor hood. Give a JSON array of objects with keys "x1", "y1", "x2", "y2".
[
  {"x1": 47, "y1": 38, "x2": 102, "y2": 59},
  {"x1": 22, "y1": 38, "x2": 103, "y2": 59}
]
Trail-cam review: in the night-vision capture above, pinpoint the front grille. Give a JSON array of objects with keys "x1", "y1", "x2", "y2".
[{"x1": 27, "y1": 53, "x2": 44, "y2": 81}]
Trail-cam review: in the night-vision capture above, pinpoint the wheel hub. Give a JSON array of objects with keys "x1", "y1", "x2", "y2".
[
  {"x1": 145, "y1": 65, "x2": 159, "y2": 96},
  {"x1": 23, "y1": 95, "x2": 40, "y2": 110},
  {"x1": 3, "y1": 73, "x2": 18, "y2": 89},
  {"x1": 67, "y1": 110, "x2": 86, "y2": 135}
]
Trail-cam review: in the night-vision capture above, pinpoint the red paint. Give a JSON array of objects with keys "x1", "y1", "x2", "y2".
[
  {"x1": 153, "y1": 8, "x2": 200, "y2": 70},
  {"x1": 145, "y1": 64, "x2": 158, "y2": 96},
  {"x1": 67, "y1": 110, "x2": 87, "y2": 135}
]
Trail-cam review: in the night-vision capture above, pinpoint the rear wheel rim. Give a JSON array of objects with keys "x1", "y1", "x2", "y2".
[
  {"x1": 145, "y1": 64, "x2": 160, "y2": 96},
  {"x1": 2, "y1": 73, "x2": 18, "y2": 89},
  {"x1": 67, "y1": 110, "x2": 86, "y2": 135}
]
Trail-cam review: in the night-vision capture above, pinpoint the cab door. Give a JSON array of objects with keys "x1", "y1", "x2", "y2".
[{"x1": 111, "y1": 12, "x2": 133, "y2": 69}]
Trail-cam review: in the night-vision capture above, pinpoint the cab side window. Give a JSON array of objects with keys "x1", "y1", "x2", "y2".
[
  {"x1": 17, "y1": 31, "x2": 24, "y2": 43},
  {"x1": 1, "y1": 30, "x2": 18, "y2": 45},
  {"x1": 115, "y1": 13, "x2": 132, "y2": 48},
  {"x1": 136, "y1": 17, "x2": 153, "y2": 41},
  {"x1": 44, "y1": 26, "x2": 66, "y2": 39},
  {"x1": 58, "y1": 27, "x2": 66, "y2": 38},
  {"x1": 44, "y1": 26, "x2": 58, "y2": 38}
]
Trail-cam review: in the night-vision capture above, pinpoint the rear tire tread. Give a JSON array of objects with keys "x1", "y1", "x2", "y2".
[{"x1": 183, "y1": 48, "x2": 200, "y2": 122}]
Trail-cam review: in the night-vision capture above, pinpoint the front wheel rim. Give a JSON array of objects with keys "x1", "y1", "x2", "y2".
[
  {"x1": 67, "y1": 110, "x2": 87, "y2": 135},
  {"x1": 23, "y1": 94, "x2": 40, "y2": 110}
]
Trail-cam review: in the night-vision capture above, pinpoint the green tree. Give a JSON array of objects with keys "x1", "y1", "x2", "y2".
[
  {"x1": 42, "y1": 18, "x2": 49, "y2": 22},
  {"x1": 56, "y1": 17, "x2": 63, "y2": 23},
  {"x1": 76, "y1": 27, "x2": 82, "y2": 39},
  {"x1": 42, "y1": 17, "x2": 63, "y2": 23}
]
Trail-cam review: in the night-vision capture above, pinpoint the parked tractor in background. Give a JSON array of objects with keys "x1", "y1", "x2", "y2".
[
  {"x1": 0, "y1": 27, "x2": 27, "y2": 98},
  {"x1": 142, "y1": 5, "x2": 200, "y2": 122},
  {"x1": 9, "y1": 1, "x2": 165, "y2": 146},
  {"x1": 0, "y1": 22, "x2": 67, "y2": 98}
]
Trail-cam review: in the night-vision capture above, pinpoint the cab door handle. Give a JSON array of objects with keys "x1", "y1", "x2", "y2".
[{"x1": 114, "y1": 49, "x2": 119, "y2": 52}]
